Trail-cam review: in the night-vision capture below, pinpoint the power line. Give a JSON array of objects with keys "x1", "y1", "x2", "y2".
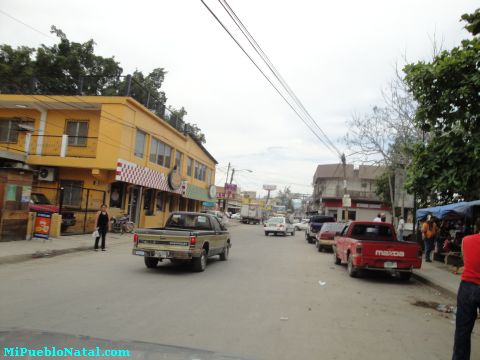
[
  {"x1": 217, "y1": 0, "x2": 341, "y2": 157},
  {"x1": 0, "y1": 9, "x2": 56, "y2": 40},
  {"x1": 199, "y1": 0, "x2": 337, "y2": 153}
]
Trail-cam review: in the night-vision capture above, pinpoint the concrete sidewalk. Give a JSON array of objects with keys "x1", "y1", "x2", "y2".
[
  {"x1": 413, "y1": 260, "x2": 461, "y2": 299},
  {"x1": 0, "y1": 232, "x2": 133, "y2": 265}
]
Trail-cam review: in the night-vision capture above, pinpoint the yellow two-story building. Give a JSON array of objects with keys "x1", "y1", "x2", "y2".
[{"x1": 0, "y1": 95, "x2": 217, "y2": 234}]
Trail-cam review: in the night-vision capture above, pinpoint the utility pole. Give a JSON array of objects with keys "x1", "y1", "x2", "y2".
[
  {"x1": 229, "y1": 168, "x2": 235, "y2": 184},
  {"x1": 341, "y1": 153, "x2": 348, "y2": 222},
  {"x1": 223, "y1": 163, "x2": 231, "y2": 212}
]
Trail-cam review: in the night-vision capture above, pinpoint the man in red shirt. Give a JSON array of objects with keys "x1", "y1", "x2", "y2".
[{"x1": 452, "y1": 232, "x2": 480, "y2": 360}]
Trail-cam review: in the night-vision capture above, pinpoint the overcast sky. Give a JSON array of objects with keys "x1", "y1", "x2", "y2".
[{"x1": 0, "y1": 0, "x2": 477, "y2": 197}]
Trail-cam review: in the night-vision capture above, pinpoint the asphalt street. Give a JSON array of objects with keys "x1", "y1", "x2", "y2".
[{"x1": 0, "y1": 222, "x2": 476, "y2": 360}]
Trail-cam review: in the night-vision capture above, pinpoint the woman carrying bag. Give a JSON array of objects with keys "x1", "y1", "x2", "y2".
[{"x1": 94, "y1": 204, "x2": 110, "y2": 251}]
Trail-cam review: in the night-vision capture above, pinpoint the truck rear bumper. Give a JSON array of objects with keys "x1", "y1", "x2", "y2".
[
  {"x1": 353, "y1": 255, "x2": 421, "y2": 270},
  {"x1": 318, "y1": 239, "x2": 334, "y2": 247},
  {"x1": 132, "y1": 248, "x2": 200, "y2": 259}
]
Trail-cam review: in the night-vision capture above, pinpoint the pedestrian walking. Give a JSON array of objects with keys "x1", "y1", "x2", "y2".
[
  {"x1": 452, "y1": 227, "x2": 480, "y2": 360},
  {"x1": 397, "y1": 216, "x2": 405, "y2": 241},
  {"x1": 94, "y1": 204, "x2": 110, "y2": 251},
  {"x1": 422, "y1": 216, "x2": 438, "y2": 262},
  {"x1": 373, "y1": 213, "x2": 382, "y2": 222}
]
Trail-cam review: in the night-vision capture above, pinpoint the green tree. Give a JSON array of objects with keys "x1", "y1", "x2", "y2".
[
  {"x1": 403, "y1": 9, "x2": 480, "y2": 203},
  {"x1": 0, "y1": 26, "x2": 208, "y2": 143}
]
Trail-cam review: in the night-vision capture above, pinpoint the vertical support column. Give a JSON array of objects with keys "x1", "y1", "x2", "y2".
[
  {"x1": 34, "y1": 106, "x2": 47, "y2": 155},
  {"x1": 60, "y1": 134, "x2": 68, "y2": 157},
  {"x1": 24, "y1": 133, "x2": 32, "y2": 155}
]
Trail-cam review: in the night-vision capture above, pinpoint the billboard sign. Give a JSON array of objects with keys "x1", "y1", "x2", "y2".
[{"x1": 263, "y1": 184, "x2": 277, "y2": 191}]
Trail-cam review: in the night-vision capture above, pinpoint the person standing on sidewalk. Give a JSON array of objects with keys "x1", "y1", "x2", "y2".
[
  {"x1": 452, "y1": 229, "x2": 480, "y2": 360},
  {"x1": 397, "y1": 216, "x2": 405, "y2": 241},
  {"x1": 94, "y1": 204, "x2": 110, "y2": 251},
  {"x1": 422, "y1": 216, "x2": 438, "y2": 262}
]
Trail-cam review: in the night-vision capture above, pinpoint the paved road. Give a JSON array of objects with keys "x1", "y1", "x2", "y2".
[{"x1": 0, "y1": 223, "x2": 476, "y2": 360}]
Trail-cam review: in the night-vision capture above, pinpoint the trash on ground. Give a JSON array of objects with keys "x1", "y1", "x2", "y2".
[
  {"x1": 436, "y1": 304, "x2": 456, "y2": 313},
  {"x1": 280, "y1": 317, "x2": 289, "y2": 321},
  {"x1": 318, "y1": 281, "x2": 326, "y2": 286}
]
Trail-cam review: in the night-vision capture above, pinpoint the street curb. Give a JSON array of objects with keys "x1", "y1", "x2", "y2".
[
  {"x1": 0, "y1": 237, "x2": 132, "y2": 266},
  {"x1": 0, "y1": 246, "x2": 93, "y2": 266},
  {"x1": 412, "y1": 273, "x2": 457, "y2": 300}
]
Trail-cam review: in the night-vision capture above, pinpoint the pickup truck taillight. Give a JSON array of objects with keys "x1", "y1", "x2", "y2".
[
  {"x1": 133, "y1": 233, "x2": 139, "y2": 245},
  {"x1": 190, "y1": 236, "x2": 197, "y2": 246},
  {"x1": 355, "y1": 245, "x2": 362, "y2": 255}
]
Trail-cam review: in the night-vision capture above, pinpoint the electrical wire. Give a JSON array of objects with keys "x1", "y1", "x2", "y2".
[
  {"x1": 217, "y1": 0, "x2": 342, "y2": 157},
  {"x1": 0, "y1": 9, "x2": 56, "y2": 40},
  {"x1": 199, "y1": 0, "x2": 337, "y2": 153}
]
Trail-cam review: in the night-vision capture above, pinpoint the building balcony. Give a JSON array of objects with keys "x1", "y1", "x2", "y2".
[
  {"x1": 27, "y1": 134, "x2": 98, "y2": 158},
  {"x1": 317, "y1": 189, "x2": 380, "y2": 201}
]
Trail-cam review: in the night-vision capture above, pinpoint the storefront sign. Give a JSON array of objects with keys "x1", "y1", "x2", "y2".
[
  {"x1": 168, "y1": 171, "x2": 182, "y2": 191},
  {"x1": 115, "y1": 159, "x2": 184, "y2": 195},
  {"x1": 33, "y1": 212, "x2": 52, "y2": 240},
  {"x1": 202, "y1": 201, "x2": 215, "y2": 207},
  {"x1": 342, "y1": 194, "x2": 351, "y2": 208},
  {"x1": 208, "y1": 185, "x2": 216, "y2": 199}
]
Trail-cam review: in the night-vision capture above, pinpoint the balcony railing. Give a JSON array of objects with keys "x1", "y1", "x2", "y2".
[
  {"x1": 27, "y1": 134, "x2": 97, "y2": 158},
  {"x1": 319, "y1": 189, "x2": 380, "y2": 201}
]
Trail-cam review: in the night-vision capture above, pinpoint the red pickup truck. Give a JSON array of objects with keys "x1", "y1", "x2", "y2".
[{"x1": 333, "y1": 221, "x2": 422, "y2": 281}]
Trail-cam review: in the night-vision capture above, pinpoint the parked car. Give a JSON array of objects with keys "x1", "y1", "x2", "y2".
[
  {"x1": 305, "y1": 215, "x2": 336, "y2": 243},
  {"x1": 315, "y1": 222, "x2": 347, "y2": 252},
  {"x1": 292, "y1": 218, "x2": 310, "y2": 231},
  {"x1": 133, "y1": 212, "x2": 231, "y2": 272},
  {"x1": 29, "y1": 192, "x2": 76, "y2": 231},
  {"x1": 264, "y1": 216, "x2": 295, "y2": 236},
  {"x1": 333, "y1": 221, "x2": 422, "y2": 280},
  {"x1": 231, "y1": 213, "x2": 241, "y2": 220}
]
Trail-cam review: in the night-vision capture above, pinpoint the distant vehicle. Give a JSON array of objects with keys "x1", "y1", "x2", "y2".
[
  {"x1": 264, "y1": 216, "x2": 295, "y2": 236},
  {"x1": 305, "y1": 215, "x2": 336, "y2": 243},
  {"x1": 29, "y1": 192, "x2": 76, "y2": 231},
  {"x1": 205, "y1": 210, "x2": 227, "y2": 225},
  {"x1": 240, "y1": 204, "x2": 263, "y2": 224},
  {"x1": 292, "y1": 218, "x2": 310, "y2": 231},
  {"x1": 231, "y1": 213, "x2": 241, "y2": 220},
  {"x1": 315, "y1": 222, "x2": 347, "y2": 252},
  {"x1": 133, "y1": 212, "x2": 231, "y2": 272},
  {"x1": 333, "y1": 221, "x2": 422, "y2": 280}
]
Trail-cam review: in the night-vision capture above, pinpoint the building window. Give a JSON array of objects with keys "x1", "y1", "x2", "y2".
[
  {"x1": 194, "y1": 161, "x2": 207, "y2": 181},
  {"x1": 206, "y1": 168, "x2": 212, "y2": 185},
  {"x1": 342, "y1": 210, "x2": 356, "y2": 221},
  {"x1": 175, "y1": 150, "x2": 183, "y2": 172},
  {"x1": 0, "y1": 118, "x2": 33, "y2": 143},
  {"x1": 156, "y1": 191, "x2": 165, "y2": 212},
  {"x1": 60, "y1": 180, "x2": 83, "y2": 207},
  {"x1": 134, "y1": 129, "x2": 146, "y2": 158},
  {"x1": 65, "y1": 120, "x2": 88, "y2": 146},
  {"x1": 149, "y1": 137, "x2": 172, "y2": 168},
  {"x1": 187, "y1": 157, "x2": 193, "y2": 176},
  {"x1": 109, "y1": 182, "x2": 125, "y2": 208}
]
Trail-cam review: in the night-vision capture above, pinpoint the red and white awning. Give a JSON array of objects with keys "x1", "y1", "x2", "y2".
[{"x1": 115, "y1": 159, "x2": 184, "y2": 195}]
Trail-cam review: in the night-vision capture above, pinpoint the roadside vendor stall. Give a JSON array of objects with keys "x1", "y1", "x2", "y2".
[{"x1": 416, "y1": 200, "x2": 480, "y2": 266}]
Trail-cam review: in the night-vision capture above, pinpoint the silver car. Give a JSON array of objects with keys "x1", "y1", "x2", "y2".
[{"x1": 264, "y1": 217, "x2": 295, "y2": 236}]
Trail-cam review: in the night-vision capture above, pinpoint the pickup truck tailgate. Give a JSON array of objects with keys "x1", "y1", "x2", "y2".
[
  {"x1": 136, "y1": 230, "x2": 191, "y2": 252},
  {"x1": 357, "y1": 241, "x2": 421, "y2": 269}
]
